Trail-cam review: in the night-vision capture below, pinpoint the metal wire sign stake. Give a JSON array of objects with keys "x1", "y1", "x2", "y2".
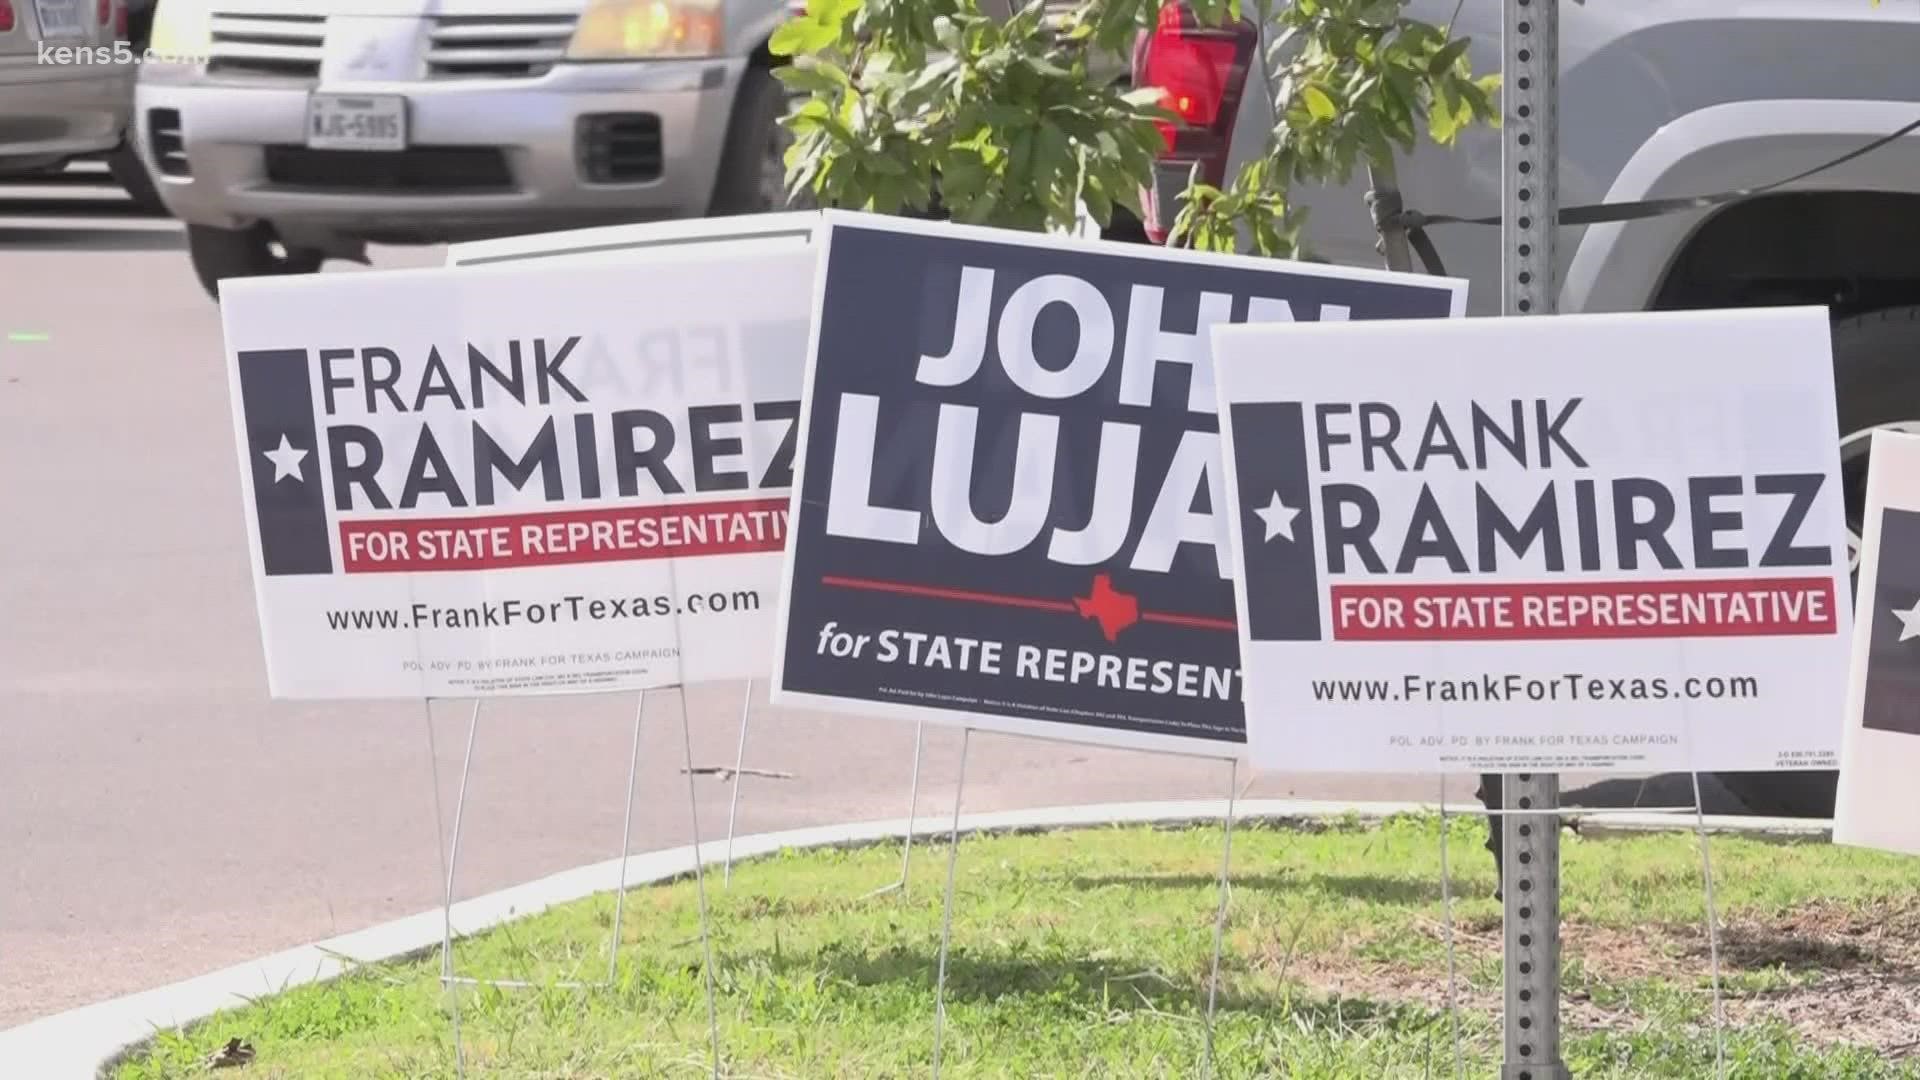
[
  {"x1": 863, "y1": 720, "x2": 928, "y2": 899},
  {"x1": 930, "y1": 728, "x2": 972, "y2": 1079},
  {"x1": 720, "y1": 693, "x2": 929, "y2": 898},
  {"x1": 1202, "y1": 758, "x2": 1239, "y2": 1077},
  {"x1": 430, "y1": 694, "x2": 649, "y2": 995},
  {"x1": 1501, "y1": 2, "x2": 1571, "y2": 1077}
]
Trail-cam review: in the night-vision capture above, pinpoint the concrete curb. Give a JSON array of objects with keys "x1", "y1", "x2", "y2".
[{"x1": 0, "y1": 798, "x2": 1829, "y2": 1077}]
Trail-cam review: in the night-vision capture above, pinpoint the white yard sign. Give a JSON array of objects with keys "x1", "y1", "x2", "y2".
[
  {"x1": 1214, "y1": 307, "x2": 1852, "y2": 774},
  {"x1": 221, "y1": 247, "x2": 812, "y2": 699},
  {"x1": 443, "y1": 212, "x2": 818, "y2": 269},
  {"x1": 1835, "y1": 429, "x2": 1920, "y2": 856}
]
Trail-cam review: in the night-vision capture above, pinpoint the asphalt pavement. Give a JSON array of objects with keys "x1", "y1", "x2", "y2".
[{"x1": 0, "y1": 169, "x2": 1744, "y2": 1027}]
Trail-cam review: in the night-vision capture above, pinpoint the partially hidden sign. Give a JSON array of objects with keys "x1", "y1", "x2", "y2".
[
  {"x1": 1836, "y1": 429, "x2": 1920, "y2": 856},
  {"x1": 1214, "y1": 307, "x2": 1852, "y2": 773},
  {"x1": 771, "y1": 211, "x2": 1466, "y2": 756},
  {"x1": 222, "y1": 246, "x2": 811, "y2": 699}
]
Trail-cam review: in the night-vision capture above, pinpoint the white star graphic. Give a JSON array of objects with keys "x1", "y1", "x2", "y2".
[
  {"x1": 1893, "y1": 599, "x2": 1920, "y2": 643},
  {"x1": 1254, "y1": 491, "x2": 1301, "y2": 543},
  {"x1": 262, "y1": 434, "x2": 309, "y2": 484}
]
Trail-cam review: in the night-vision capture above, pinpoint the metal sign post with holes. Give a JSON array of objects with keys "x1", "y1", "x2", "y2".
[{"x1": 1501, "y1": 0, "x2": 1570, "y2": 1078}]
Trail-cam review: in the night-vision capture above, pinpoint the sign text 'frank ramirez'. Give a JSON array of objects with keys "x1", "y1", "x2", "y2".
[
  {"x1": 1215, "y1": 307, "x2": 1852, "y2": 773},
  {"x1": 770, "y1": 211, "x2": 1466, "y2": 757},
  {"x1": 221, "y1": 247, "x2": 811, "y2": 699}
]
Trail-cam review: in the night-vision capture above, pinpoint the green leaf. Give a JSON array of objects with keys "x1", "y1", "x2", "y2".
[
  {"x1": 775, "y1": 64, "x2": 848, "y2": 96},
  {"x1": 1427, "y1": 36, "x2": 1472, "y2": 77},
  {"x1": 963, "y1": 190, "x2": 1001, "y2": 224},
  {"x1": 1427, "y1": 79, "x2": 1462, "y2": 143},
  {"x1": 1021, "y1": 53, "x2": 1072, "y2": 79},
  {"x1": 1253, "y1": 217, "x2": 1286, "y2": 256},
  {"x1": 1301, "y1": 84, "x2": 1337, "y2": 121},
  {"x1": 1359, "y1": 123, "x2": 1396, "y2": 172},
  {"x1": 1082, "y1": 177, "x2": 1114, "y2": 228},
  {"x1": 906, "y1": 56, "x2": 960, "y2": 94},
  {"x1": 764, "y1": 19, "x2": 817, "y2": 56},
  {"x1": 983, "y1": 104, "x2": 1033, "y2": 129},
  {"x1": 811, "y1": 0, "x2": 861, "y2": 25},
  {"x1": 1468, "y1": 73, "x2": 1503, "y2": 120},
  {"x1": 1008, "y1": 127, "x2": 1037, "y2": 185},
  {"x1": 1036, "y1": 123, "x2": 1072, "y2": 181},
  {"x1": 768, "y1": 17, "x2": 837, "y2": 57},
  {"x1": 941, "y1": 154, "x2": 990, "y2": 202}
]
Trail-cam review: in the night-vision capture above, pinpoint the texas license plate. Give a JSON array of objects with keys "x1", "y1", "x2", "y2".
[
  {"x1": 33, "y1": 0, "x2": 86, "y2": 38},
  {"x1": 306, "y1": 94, "x2": 408, "y2": 152}
]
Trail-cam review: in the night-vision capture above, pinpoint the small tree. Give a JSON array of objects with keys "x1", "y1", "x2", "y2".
[{"x1": 769, "y1": 0, "x2": 1499, "y2": 263}]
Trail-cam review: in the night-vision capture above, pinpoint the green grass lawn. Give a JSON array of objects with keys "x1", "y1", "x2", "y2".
[{"x1": 117, "y1": 816, "x2": 1920, "y2": 1078}]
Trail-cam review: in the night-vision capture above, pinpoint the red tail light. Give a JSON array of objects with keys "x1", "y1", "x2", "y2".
[
  {"x1": 1132, "y1": 3, "x2": 1257, "y2": 242},
  {"x1": 114, "y1": 0, "x2": 127, "y2": 37},
  {"x1": 0, "y1": 1, "x2": 16, "y2": 34},
  {"x1": 96, "y1": 0, "x2": 107, "y2": 26}
]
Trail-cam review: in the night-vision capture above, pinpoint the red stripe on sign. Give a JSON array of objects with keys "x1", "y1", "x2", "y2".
[
  {"x1": 821, "y1": 575, "x2": 1079, "y2": 614},
  {"x1": 1329, "y1": 577, "x2": 1838, "y2": 641},
  {"x1": 1141, "y1": 611, "x2": 1239, "y2": 632},
  {"x1": 338, "y1": 497, "x2": 788, "y2": 573},
  {"x1": 822, "y1": 573, "x2": 1239, "y2": 637}
]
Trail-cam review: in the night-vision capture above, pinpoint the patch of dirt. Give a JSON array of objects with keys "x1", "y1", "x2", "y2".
[
  {"x1": 1254, "y1": 898, "x2": 1920, "y2": 1058},
  {"x1": 1688, "y1": 899, "x2": 1920, "y2": 1055}
]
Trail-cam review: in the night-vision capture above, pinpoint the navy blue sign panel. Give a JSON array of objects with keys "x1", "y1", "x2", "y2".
[
  {"x1": 1863, "y1": 507, "x2": 1920, "y2": 737},
  {"x1": 1227, "y1": 401, "x2": 1324, "y2": 643},
  {"x1": 777, "y1": 213, "x2": 1461, "y2": 752},
  {"x1": 236, "y1": 348, "x2": 333, "y2": 576}
]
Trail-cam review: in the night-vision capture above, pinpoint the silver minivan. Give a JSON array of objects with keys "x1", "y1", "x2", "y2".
[{"x1": 135, "y1": 0, "x2": 798, "y2": 299}]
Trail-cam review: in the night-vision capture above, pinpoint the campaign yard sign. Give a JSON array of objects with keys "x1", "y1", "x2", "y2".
[
  {"x1": 1214, "y1": 307, "x2": 1852, "y2": 773},
  {"x1": 443, "y1": 211, "x2": 818, "y2": 269},
  {"x1": 221, "y1": 246, "x2": 813, "y2": 699},
  {"x1": 770, "y1": 211, "x2": 1466, "y2": 756},
  {"x1": 1836, "y1": 430, "x2": 1920, "y2": 856}
]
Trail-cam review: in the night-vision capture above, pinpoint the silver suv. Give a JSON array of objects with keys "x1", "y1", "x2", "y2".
[
  {"x1": 0, "y1": 0, "x2": 133, "y2": 176},
  {"x1": 134, "y1": 0, "x2": 797, "y2": 299}
]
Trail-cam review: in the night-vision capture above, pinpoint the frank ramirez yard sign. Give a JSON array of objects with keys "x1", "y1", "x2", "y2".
[
  {"x1": 1214, "y1": 307, "x2": 1853, "y2": 774},
  {"x1": 222, "y1": 247, "x2": 812, "y2": 699}
]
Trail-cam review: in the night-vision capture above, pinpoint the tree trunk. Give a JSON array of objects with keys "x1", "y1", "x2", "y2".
[{"x1": 1366, "y1": 160, "x2": 1414, "y2": 273}]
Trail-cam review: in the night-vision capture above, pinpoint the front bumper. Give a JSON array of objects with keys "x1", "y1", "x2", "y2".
[
  {"x1": 0, "y1": 60, "x2": 133, "y2": 170},
  {"x1": 133, "y1": 58, "x2": 745, "y2": 243}
]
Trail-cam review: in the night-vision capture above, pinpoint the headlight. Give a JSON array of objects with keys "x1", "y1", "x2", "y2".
[
  {"x1": 567, "y1": 0, "x2": 724, "y2": 60},
  {"x1": 148, "y1": 0, "x2": 212, "y2": 63}
]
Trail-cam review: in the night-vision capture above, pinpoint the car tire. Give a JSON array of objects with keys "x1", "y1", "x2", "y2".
[
  {"x1": 1712, "y1": 304, "x2": 1920, "y2": 819},
  {"x1": 105, "y1": 143, "x2": 165, "y2": 216},
  {"x1": 708, "y1": 66, "x2": 805, "y2": 215},
  {"x1": 186, "y1": 224, "x2": 324, "y2": 302}
]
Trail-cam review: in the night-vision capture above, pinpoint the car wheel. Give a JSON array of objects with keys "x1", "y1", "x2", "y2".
[
  {"x1": 187, "y1": 225, "x2": 325, "y2": 302},
  {"x1": 709, "y1": 66, "x2": 809, "y2": 215},
  {"x1": 1713, "y1": 304, "x2": 1920, "y2": 818},
  {"x1": 105, "y1": 142, "x2": 165, "y2": 216}
]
